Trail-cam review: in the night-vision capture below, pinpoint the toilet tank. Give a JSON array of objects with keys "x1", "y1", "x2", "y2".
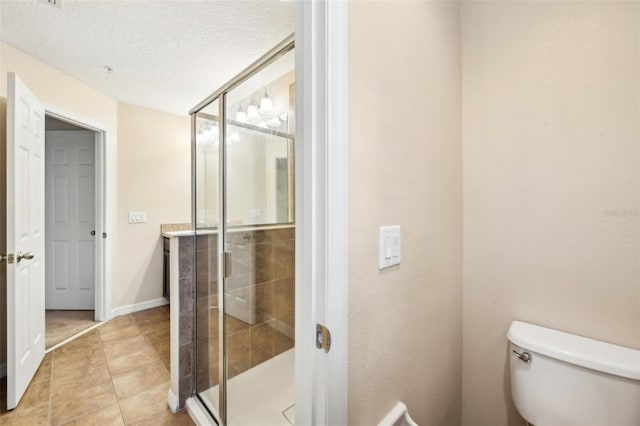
[{"x1": 507, "y1": 321, "x2": 640, "y2": 426}]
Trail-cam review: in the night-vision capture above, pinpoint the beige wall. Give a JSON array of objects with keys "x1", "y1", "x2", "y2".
[
  {"x1": 461, "y1": 2, "x2": 640, "y2": 425},
  {"x1": 348, "y1": 2, "x2": 462, "y2": 425},
  {"x1": 114, "y1": 103, "x2": 190, "y2": 308}
]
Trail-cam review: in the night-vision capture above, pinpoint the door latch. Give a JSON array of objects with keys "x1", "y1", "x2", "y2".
[
  {"x1": 316, "y1": 324, "x2": 332, "y2": 353},
  {"x1": 0, "y1": 253, "x2": 14, "y2": 264}
]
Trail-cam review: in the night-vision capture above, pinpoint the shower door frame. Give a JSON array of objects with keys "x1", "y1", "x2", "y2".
[{"x1": 187, "y1": 1, "x2": 348, "y2": 423}]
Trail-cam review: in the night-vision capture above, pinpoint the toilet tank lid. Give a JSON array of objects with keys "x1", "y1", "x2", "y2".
[{"x1": 507, "y1": 321, "x2": 640, "y2": 380}]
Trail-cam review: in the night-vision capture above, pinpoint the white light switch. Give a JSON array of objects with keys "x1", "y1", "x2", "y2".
[
  {"x1": 128, "y1": 211, "x2": 148, "y2": 223},
  {"x1": 379, "y1": 225, "x2": 401, "y2": 270}
]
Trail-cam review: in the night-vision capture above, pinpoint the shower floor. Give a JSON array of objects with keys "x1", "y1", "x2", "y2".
[{"x1": 200, "y1": 348, "x2": 294, "y2": 426}]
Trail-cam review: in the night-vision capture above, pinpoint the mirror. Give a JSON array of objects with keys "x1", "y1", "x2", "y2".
[{"x1": 194, "y1": 50, "x2": 295, "y2": 228}]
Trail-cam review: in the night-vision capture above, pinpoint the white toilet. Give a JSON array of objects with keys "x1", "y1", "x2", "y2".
[{"x1": 507, "y1": 320, "x2": 640, "y2": 426}]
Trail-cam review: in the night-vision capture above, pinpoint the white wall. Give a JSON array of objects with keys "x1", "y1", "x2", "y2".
[
  {"x1": 461, "y1": 2, "x2": 640, "y2": 425},
  {"x1": 348, "y1": 2, "x2": 463, "y2": 424}
]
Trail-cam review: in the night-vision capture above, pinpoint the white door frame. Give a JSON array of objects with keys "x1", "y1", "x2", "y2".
[
  {"x1": 295, "y1": 1, "x2": 348, "y2": 425},
  {"x1": 42, "y1": 105, "x2": 112, "y2": 322}
]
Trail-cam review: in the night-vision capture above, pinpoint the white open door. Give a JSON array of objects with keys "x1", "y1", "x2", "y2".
[{"x1": 6, "y1": 72, "x2": 46, "y2": 410}]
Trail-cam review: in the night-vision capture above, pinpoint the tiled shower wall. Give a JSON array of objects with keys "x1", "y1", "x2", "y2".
[{"x1": 195, "y1": 227, "x2": 295, "y2": 393}]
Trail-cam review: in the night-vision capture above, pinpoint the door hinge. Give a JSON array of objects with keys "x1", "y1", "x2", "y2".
[
  {"x1": 0, "y1": 253, "x2": 14, "y2": 264},
  {"x1": 316, "y1": 323, "x2": 332, "y2": 353},
  {"x1": 223, "y1": 251, "x2": 232, "y2": 278}
]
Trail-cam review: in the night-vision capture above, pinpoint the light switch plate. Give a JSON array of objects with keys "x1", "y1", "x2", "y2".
[
  {"x1": 128, "y1": 211, "x2": 148, "y2": 223},
  {"x1": 379, "y1": 225, "x2": 401, "y2": 270}
]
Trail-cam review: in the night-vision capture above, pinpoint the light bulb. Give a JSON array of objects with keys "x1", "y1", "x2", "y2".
[
  {"x1": 247, "y1": 104, "x2": 260, "y2": 121},
  {"x1": 236, "y1": 109, "x2": 247, "y2": 123},
  {"x1": 259, "y1": 91, "x2": 274, "y2": 115}
]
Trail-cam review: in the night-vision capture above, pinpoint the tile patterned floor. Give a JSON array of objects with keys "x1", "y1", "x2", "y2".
[
  {"x1": 1, "y1": 306, "x2": 194, "y2": 426},
  {"x1": 45, "y1": 310, "x2": 99, "y2": 349}
]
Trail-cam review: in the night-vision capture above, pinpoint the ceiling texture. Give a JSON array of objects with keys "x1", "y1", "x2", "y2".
[{"x1": 0, "y1": 0, "x2": 295, "y2": 115}]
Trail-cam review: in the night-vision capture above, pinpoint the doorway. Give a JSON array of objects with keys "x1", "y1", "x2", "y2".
[{"x1": 43, "y1": 115, "x2": 104, "y2": 350}]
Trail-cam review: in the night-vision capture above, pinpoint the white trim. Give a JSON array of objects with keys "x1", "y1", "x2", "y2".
[
  {"x1": 42, "y1": 104, "x2": 113, "y2": 322},
  {"x1": 295, "y1": 1, "x2": 349, "y2": 425},
  {"x1": 186, "y1": 396, "x2": 217, "y2": 426},
  {"x1": 110, "y1": 297, "x2": 169, "y2": 317},
  {"x1": 168, "y1": 388, "x2": 180, "y2": 413}
]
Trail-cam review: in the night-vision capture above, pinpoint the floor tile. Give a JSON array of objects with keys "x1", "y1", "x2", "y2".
[
  {"x1": 50, "y1": 381, "x2": 116, "y2": 426},
  {"x1": 132, "y1": 410, "x2": 195, "y2": 426},
  {"x1": 46, "y1": 310, "x2": 98, "y2": 349},
  {"x1": 98, "y1": 325, "x2": 141, "y2": 343},
  {"x1": 112, "y1": 361, "x2": 169, "y2": 400},
  {"x1": 0, "y1": 401, "x2": 49, "y2": 426},
  {"x1": 105, "y1": 344, "x2": 161, "y2": 376},
  {"x1": 20, "y1": 379, "x2": 50, "y2": 409},
  {"x1": 62, "y1": 402, "x2": 123, "y2": 426},
  {"x1": 51, "y1": 363, "x2": 111, "y2": 400},
  {"x1": 118, "y1": 382, "x2": 171, "y2": 425}
]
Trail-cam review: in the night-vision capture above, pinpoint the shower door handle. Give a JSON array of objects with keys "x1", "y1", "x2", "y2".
[{"x1": 223, "y1": 251, "x2": 232, "y2": 278}]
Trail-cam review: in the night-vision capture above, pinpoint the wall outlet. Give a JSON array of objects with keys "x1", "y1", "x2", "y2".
[{"x1": 128, "y1": 211, "x2": 147, "y2": 223}]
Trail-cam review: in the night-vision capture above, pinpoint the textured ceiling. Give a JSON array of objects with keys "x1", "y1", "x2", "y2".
[{"x1": 0, "y1": 0, "x2": 295, "y2": 116}]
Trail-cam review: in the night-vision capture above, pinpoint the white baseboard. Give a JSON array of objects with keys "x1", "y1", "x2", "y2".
[
  {"x1": 0, "y1": 362, "x2": 6, "y2": 378},
  {"x1": 111, "y1": 297, "x2": 169, "y2": 318}
]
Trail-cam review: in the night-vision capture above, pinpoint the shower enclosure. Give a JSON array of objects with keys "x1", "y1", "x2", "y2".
[{"x1": 190, "y1": 35, "x2": 296, "y2": 426}]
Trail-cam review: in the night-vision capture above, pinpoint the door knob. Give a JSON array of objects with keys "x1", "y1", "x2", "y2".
[
  {"x1": 91, "y1": 230, "x2": 96, "y2": 236},
  {"x1": 16, "y1": 251, "x2": 34, "y2": 263}
]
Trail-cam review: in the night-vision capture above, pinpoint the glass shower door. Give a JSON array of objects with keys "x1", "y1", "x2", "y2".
[
  {"x1": 222, "y1": 48, "x2": 296, "y2": 426},
  {"x1": 192, "y1": 38, "x2": 295, "y2": 426}
]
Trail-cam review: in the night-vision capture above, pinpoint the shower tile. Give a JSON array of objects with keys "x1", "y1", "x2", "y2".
[
  {"x1": 274, "y1": 239, "x2": 295, "y2": 280},
  {"x1": 227, "y1": 329, "x2": 251, "y2": 378},
  {"x1": 179, "y1": 344, "x2": 193, "y2": 378},
  {"x1": 255, "y1": 281, "x2": 274, "y2": 324},
  {"x1": 225, "y1": 313, "x2": 250, "y2": 335},
  {"x1": 227, "y1": 230, "x2": 273, "y2": 245},
  {"x1": 251, "y1": 322, "x2": 274, "y2": 367},
  {"x1": 274, "y1": 330, "x2": 295, "y2": 356},
  {"x1": 254, "y1": 242, "x2": 275, "y2": 284},
  {"x1": 274, "y1": 277, "x2": 295, "y2": 329},
  {"x1": 273, "y1": 227, "x2": 295, "y2": 241}
]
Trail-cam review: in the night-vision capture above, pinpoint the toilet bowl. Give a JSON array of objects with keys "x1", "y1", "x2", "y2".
[{"x1": 507, "y1": 321, "x2": 640, "y2": 426}]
